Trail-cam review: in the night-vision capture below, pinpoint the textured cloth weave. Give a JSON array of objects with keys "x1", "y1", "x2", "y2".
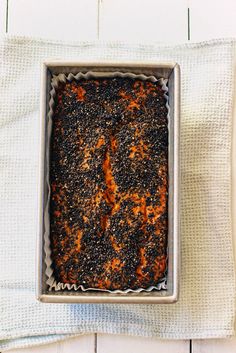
[{"x1": 0, "y1": 35, "x2": 235, "y2": 351}]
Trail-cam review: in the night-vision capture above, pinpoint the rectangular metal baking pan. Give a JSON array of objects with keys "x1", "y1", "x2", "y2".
[{"x1": 37, "y1": 61, "x2": 180, "y2": 303}]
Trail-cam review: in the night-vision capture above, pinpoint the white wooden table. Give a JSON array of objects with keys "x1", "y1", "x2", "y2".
[{"x1": 0, "y1": 0, "x2": 236, "y2": 352}]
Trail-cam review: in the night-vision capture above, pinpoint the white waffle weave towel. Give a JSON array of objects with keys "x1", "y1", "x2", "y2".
[{"x1": 0, "y1": 35, "x2": 235, "y2": 351}]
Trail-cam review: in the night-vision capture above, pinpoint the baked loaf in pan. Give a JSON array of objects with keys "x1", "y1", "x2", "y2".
[{"x1": 49, "y1": 76, "x2": 168, "y2": 291}]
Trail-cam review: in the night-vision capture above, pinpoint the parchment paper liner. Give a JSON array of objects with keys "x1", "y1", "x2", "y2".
[{"x1": 44, "y1": 71, "x2": 170, "y2": 293}]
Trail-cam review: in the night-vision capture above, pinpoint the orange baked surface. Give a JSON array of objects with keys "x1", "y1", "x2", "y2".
[{"x1": 50, "y1": 77, "x2": 168, "y2": 291}]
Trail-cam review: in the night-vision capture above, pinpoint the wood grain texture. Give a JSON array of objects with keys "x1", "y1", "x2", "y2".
[
  {"x1": 6, "y1": 335, "x2": 95, "y2": 353},
  {"x1": 97, "y1": 334, "x2": 190, "y2": 353},
  {"x1": 7, "y1": 0, "x2": 98, "y2": 40},
  {"x1": 99, "y1": 0, "x2": 188, "y2": 42}
]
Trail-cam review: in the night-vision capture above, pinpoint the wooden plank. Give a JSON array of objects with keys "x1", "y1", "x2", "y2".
[
  {"x1": 190, "y1": 0, "x2": 236, "y2": 41},
  {"x1": 0, "y1": 0, "x2": 7, "y2": 33},
  {"x1": 192, "y1": 338, "x2": 236, "y2": 353},
  {"x1": 97, "y1": 334, "x2": 190, "y2": 353},
  {"x1": 99, "y1": 0, "x2": 188, "y2": 42},
  {"x1": 8, "y1": 0, "x2": 98, "y2": 40},
  {"x1": 7, "y1": 334, "x2": 95, "y2": 353}
]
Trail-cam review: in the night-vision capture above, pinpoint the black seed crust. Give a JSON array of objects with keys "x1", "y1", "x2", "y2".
[{"x1": 49, "y1": 77, "x2": 168, "y2": 291}]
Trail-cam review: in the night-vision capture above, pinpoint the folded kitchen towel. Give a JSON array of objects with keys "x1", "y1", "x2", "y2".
[{"x1": 0, "y1": 35, "x2": 235, "y2": 351}]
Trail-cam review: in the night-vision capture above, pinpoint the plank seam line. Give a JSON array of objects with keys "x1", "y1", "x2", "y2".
[
  {"x1": 97, "y1": 0, "x2": 101, "y2": 40},
  {"x1": 6, "y1": 0, "x2": 9, "y2": 33},
  {"x1": 187, "y1": 7, "x2": 191, "y2": 41},
  {"x1": 94, "y1": 333, "x2": 97, "y2": 353}
]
